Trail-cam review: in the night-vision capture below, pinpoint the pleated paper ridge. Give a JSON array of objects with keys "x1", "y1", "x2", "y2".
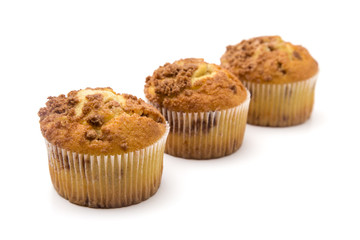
[
  {"x1": 243, "y1": 74, "x2": 318, "y2": 127},
  {"x1": 46, "y1": 125, "x2": 169, "y2": 208},
  {"x1": 156, "y1": 92, "x2": 250, "y2": 159}
]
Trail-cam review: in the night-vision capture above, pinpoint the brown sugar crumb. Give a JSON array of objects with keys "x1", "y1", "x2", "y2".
[
  {"x1": 220, "y1": 36, "x2": 318, "y2": 84},
  {"x1": 120, "y1": 142, "x2": 128, "y2": 151},
  {"x1": 106, "y1": 100, "x2": 120, "y2": 109},
  {"x1": 85, "y1": 129, "x2": 98, "y2": 140},
  {"x1": 38, "y1": 87, "x2": 167, "y2": 155},
  {"x1": 86, "y1": 93, "x2": 103, "y2": 101},
  {"x1": 38, "y1": 107, "x2": 48, "y2": 119},
  {"x1": 122, "y1": 94, "x2": 166, "y2": 124},
  {"x1": 293, "y1": 51, "x2": 302, "y2": 60},
  {"x1": 67, "y1": 97, "x2": 79, "y2": 106},
  {"x1": 156, "y1": 78, "x2": 189, "y2": 96},
  {"x1": 122, "y1": 93, "x2": 138, "y2": 101},
  {"x1": 82, "y1": 105, "x2": 92, "y2": 116},
  {"x1": 184, "y1": 90, "x2": 192, "y2": 96},
  {"x1": 145, "y1": 59, "x2": 197, "y2": 99},
  {"x1": 87, "y1": 115, "x2": 104, "y2": 127},
  {"x1": 229, "y1": 85, "x2": 237, "y2": 94},
  {"x1": 144, "y1": 58, "x2": 249, "y2": 112},
  {"x1": 42, "y1": 95, "x2": 68, "y2": 116}
]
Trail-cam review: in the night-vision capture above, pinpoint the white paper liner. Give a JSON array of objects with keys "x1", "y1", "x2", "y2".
[
  {"x1": 243, "y1": 74, "x2": 318, "y2": 127},
  {"x1": 46, "y1": 124, "x2": 169, "y2": 208},
  {"x1": 152, "y1": 91, "x2": 250, "y2": 159}
]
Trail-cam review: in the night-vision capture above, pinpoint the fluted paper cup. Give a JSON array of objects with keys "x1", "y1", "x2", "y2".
[
  {"x1": 45, "y1": 124, "x2": 169, "y2": 208},
  {"x1": 243, "y1": 73, "x2": 318, "y2": 127},
  {"x1": 150, "y1": 92, "x2": 250, "y2": 159}
]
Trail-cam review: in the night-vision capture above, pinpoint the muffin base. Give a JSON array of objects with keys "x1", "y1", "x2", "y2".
[
  {"x1": 46, "y1": 125, "x2": 169, "y2": 208},
  {"x1": 243, "y1": 74, "x2": 318, "y2": 127},
  {"x1": 154, "y1": 93, "x2": 250, "y2": 159}
]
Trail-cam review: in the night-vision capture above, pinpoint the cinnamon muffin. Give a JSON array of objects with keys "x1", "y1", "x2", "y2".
[
  {"x1": 144, "y1": 58, "x2": 250, "y2": 159},
  {"x1": 38, "y1": 87, "x2": 169, "y2": 208},
  {"x1": 221, "y1": 36, "x2": 319, "y2": 127}
]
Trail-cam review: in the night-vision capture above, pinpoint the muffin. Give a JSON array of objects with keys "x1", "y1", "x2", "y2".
[
  {"x1": 38, "y1": 87, "x2": 169, "y2": 208},
  {"x1": 221, "y1": 36, "x2": 319, "y2": 127},
  {"x1": 144, "y1": 58, "x2": 250, "y2": 159}
]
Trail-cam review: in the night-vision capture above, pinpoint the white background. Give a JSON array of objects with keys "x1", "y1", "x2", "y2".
[{"x1": 0, "y1": 0, "x2": 359, "y2": 239}]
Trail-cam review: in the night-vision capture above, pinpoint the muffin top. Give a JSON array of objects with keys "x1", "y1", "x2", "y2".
[
  {"x1": 144, "y1": 58, "x2": 248, "y2": 112},
  {"x1": 38, "y1": 88, "x2": 166, "y2": 155},
  {"x1": 220, "y1": 36, "x2": 318, "y2": 84}
]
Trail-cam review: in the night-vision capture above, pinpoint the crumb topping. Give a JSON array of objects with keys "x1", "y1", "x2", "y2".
[
  {"x1": 39, "y1": 88, "x2": 166, "y2": 155},
  {"x1": 144, "y1": 58, "x2": 248, "y2": 112},
  {"x1": 220, "y1": 36, "x2": 318, "y2": 83}
]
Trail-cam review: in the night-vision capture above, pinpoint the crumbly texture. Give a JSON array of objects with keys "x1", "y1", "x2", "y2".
[
  {"x1": 39, "y1": 88, "x2": 166, "y2": 155},
  {"x1": 144, "y1": 58, "x2": 248, "y2": 112},
  {"x1": 220, "y1": 36, "x2": 319, "y2": 84}
]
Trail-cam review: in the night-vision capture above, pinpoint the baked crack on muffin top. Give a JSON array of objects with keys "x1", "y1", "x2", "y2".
[
  {"x1": 220, "y1": 36, "x2": 318, "y2": 84},
  {"x1": 144, "y1": 58, "x2": 248, "y2": 112},
  {"x1": 38, "y1": 88, "x2": 166, "y2": 155}
]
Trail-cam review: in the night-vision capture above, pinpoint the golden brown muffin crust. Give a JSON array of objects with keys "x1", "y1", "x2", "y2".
[
  {"x1": 220, "y1": 36, "x2": 318, "y2": 84},
  {"x1": 144, "y1": 58, "x2": 248, "y2": 112},
  {"x1": 39, "y1": 88, "x2": 166, "y2": 155}
]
